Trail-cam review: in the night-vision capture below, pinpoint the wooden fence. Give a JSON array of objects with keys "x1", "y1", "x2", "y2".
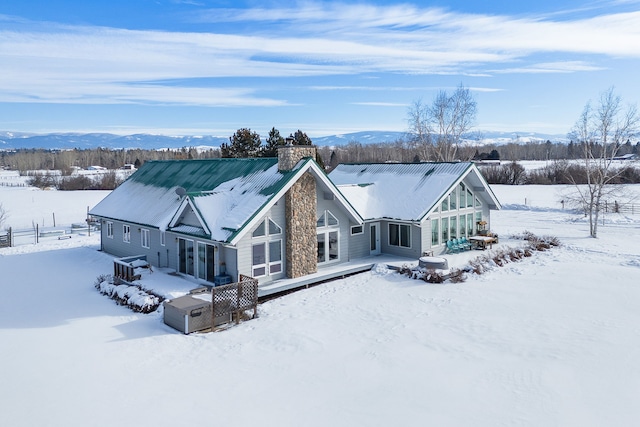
[
  {"x1": 211, "y1": 274, "x2": 258, "y2": 327},
  {"x1": 0, "y1": 227, "x2": 11, "y2": 248},
  {"x1": 602, "y1": 201, "x2": 639, "y2": 215}
]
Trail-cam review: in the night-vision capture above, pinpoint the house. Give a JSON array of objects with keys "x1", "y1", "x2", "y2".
[
  {"x1": 328, "y1": 162, "x2": 501, "y2": 260},
  {"x1": 90, "y1": 146, "x2": 500, "y2": 295},
  {"x1": 90, "y1": 145, "x2": 362, "y2": 292}
]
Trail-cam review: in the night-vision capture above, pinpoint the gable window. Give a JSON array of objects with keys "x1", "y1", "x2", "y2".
[
  {"x1": 449, "y1": 188, "x2": 457, "y2": 210},
  {"x1": 252, "y1": 221, "x2": 266, "y2": 238},
  {"x1": 253, "y1": 217, "x2": 282, "y2": 238},
  {"x1": 141, "y1": 229, "x2": 150, "y2": 248},
  {"x1": 106, "y1": 221, "x2": 113, "y2": 239},
  {"x1": 389, "y1": 223, "x2": 411, "y2": 248},
  {"x1": 123, "y1": 225, "x2": 130, "y2": 243},
  {"x1": 459, "y1": 184, "x2": 466, "y2": 208},
  {"x1": 467, "y1": 189, "x2": 473, "y2": 208},
  {"x1": 317, "y1": 210, "x2": 338, "y2": 228},
  {"x1": 441, "y1": 196, "x2": 449, "y2": 212},
  {"x1": 351, "y1": 225, "x2": 363, "y2": 235},
  {"x1": 252, "y1": 217, "x2": 283, "y2": 278}
]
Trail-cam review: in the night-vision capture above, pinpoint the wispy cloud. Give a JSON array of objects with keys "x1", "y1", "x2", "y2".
[{"x1": 1, "y1": 3, "x2": 639, "y2": 106}]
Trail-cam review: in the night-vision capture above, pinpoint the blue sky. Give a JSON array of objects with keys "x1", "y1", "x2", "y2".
[{"x1": 1, "y1": 0, "x2": 639, "y2": 138}]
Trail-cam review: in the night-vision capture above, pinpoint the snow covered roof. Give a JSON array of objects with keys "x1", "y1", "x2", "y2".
[
  {"x1": 329, "y1": 162, "x2": 500, "y2": 222},
  {"x1": 90, "y1": 157, "x2": 361, "y2": 244}
]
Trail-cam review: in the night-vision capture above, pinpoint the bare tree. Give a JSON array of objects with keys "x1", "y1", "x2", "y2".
[
  {"x1": 406, "y1": 99, "x2": 433, "y2": 161},
  {"x1": 407, "y1": 84, "x2": 477, "y2": 162},
  {"x1": 568, "y1": 87, "x2": 639, "y2": 237}
]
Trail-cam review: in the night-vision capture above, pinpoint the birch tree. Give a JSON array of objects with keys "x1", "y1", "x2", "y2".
[
  {"x1": 407, "y1": 84, "x2": 477, "y2": 162},
  {"x1": 568, "y1": 87, "x2": 639, "y2": 237}
]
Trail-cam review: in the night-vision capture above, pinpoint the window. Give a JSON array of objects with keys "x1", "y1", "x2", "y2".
[
  {"x1": 467, "y1": 214, "x2": 474, "y2": 236},
  {"x1": 441, "y1": 217, "x2": 449, "y2": 242},
  {"x1": 123, "y1": 225, "x2": 130, "y2": 243},
  {"x1": 459, "y1": 216, "x2": 466, "y2": 237},
  {"x1": 450, "y1": 216, "x2": 457, "y2": 239},
  {"x1": 449, "y1": 188, "x2": 457, "y2": 210},
  {"x1": 317, "y1": 230, "x2": 339, "y2": 263},
  {"x1": 269, "y1": 240, "x2": 282, "y2": 274},
  {"x1": 160, "y1": 231, "x2": 166, "y2": 246},
  {"x1": 106, "y1": 221, "x2": 113, "y2": 239},
  {"x1": 351, "y1": 225, "x2": 363, "y2": 235},
  {"x1": 441, "y1": 196, "x2": 449, "y2": 212},
  {"x1": 317, "y1": 210, "x2": 339, "y2": 228},
  {"x1": 475, "y1": 197, "x2": 482, "y2": 208},
  {"x1": 431, "y1": 219, "x2": 439, "y2": 246},
  {"x1": 251, "y1": 217, "x2": 283, "y2": 277},
  {"x1": 389, "y1": 223, "x2": 411, "y2": 248},
  {"x1": 178, "y1": 238, "x2": 194, "y2": 276},
  {"x1": 252, "y1": 243, "x2": 266, "y2": 277},
  {"x1": 467, "y1": 189, "x2": 473, "y2": 208},
  {"x1": 252, "y1": 221, "x2": 266, "y2": 238},
  {"x1": 459, "y1": 184, "x2": 466, "y2": 208},
  {"x1": 253, "y1": 218, "x2": 281, "y2": 238},
  {"x1": 141, "y1": 229, "x2": 150, "y2": 248},
  {"x1": 268, "y1": 219, "x2": 282, "y2": 235}
]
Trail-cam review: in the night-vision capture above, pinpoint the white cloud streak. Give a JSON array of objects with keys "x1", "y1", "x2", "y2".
[{"x1": 1, "y1": 3, "x2": 639, "y2": 106}]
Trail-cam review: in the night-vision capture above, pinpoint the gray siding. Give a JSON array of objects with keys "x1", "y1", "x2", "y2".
[{"x1": 348, "y1": 224, "x2": 369, "y2": 260}]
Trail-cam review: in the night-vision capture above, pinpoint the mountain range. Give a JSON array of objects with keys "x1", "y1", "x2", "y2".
[{"x1": 0, "y1": 130, "x2": 567, "y2": 150}]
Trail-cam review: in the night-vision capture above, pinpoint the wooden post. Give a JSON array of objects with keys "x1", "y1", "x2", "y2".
[
  {"x1": 236, "y1": 282, "x2": 241, "y2": 324},
  {"x1": 211, "y1": 287, "x2": 216, "y2": 331}
]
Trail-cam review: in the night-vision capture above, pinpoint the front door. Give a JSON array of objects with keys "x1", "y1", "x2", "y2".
[{"x1": 370, "y1": 222, "x2": 381, "y2": 255}]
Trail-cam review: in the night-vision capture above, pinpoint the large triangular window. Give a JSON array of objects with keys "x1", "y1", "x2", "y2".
[
  {"x1": 268, "y1": 218, "x2": 282, "y2": 235},
  {"x1": 317, "y1": 210, "x2": 339, "y2": 228}
]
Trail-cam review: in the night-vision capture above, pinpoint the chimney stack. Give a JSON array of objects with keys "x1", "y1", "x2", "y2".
[{"x1": 278, "y1": 144, "x2": 317, "y2": 172}]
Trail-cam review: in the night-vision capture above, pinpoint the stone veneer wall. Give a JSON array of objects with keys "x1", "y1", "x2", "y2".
[
  {"x1": 278, "y1": 145, "x2": 317, "y2": 172},
  {"x1": 285, "y1": 173, "x2": 317, "y2": 278},
  {"x1": 278, "y1": 144, "x2": 319, "y2": 278}
]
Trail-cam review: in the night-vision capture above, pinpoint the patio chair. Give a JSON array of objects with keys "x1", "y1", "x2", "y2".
[
  {"x1": 446, "y1": 239, "x2": 461, "y2": 253},
  {"x1": 459, "y1": 237, "x2": 472, "y2": 250}
]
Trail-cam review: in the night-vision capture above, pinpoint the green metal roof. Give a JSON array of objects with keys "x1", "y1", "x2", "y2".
[{"x1": 130, "y1": 158, "x2": 283, "y2": 194}]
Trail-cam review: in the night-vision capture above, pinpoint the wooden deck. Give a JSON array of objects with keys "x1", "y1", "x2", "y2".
[{"x1": 257, "y1": 254, "x2": 416, "y2": 298}]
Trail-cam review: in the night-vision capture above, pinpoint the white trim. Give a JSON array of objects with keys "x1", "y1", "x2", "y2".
[
  {"x1": 141, "y1": 228, "x2": 150, "y2": 248},
  {"x1": 229, "y1": 159, "x2": 363, "y2": 246},
  {"x1": 169, "y1": 197, "x2": 211, "y2": 236}
]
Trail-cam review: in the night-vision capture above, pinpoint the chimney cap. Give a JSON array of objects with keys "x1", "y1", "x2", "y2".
[{"x1": 285, "y1": 137, "x2": 294, "y2": 146}]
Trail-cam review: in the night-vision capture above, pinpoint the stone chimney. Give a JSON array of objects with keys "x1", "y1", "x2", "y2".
[
  {"x1": 277, "y1": 139, "x2": 317, "y2": 172},
  {"x1": 278, "y1": 141, "x2": 318, "y2": 278}
]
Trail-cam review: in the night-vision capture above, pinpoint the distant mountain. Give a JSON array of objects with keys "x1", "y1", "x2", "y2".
[
  {"x1": 0, "y1": 130, "x2": 567, "y2": 150},
  {"x1": 0, "y1": 132, "x2": 228, "y2": 150}
]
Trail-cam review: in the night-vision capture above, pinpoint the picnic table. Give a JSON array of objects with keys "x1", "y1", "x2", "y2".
[{"x1": 469, "y1": 235, "x2": 496, "y2": 250}]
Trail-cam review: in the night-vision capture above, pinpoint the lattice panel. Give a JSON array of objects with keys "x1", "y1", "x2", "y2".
[{"x1": 212, "y1": 277, "x2": 258, "y2": 318}]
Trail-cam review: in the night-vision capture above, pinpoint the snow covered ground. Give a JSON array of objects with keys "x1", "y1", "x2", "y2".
[{"x1": 1, "y1": 183, "x2": 640, "y2": 427}]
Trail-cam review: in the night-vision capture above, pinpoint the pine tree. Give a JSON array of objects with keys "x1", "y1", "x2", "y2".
[
  {"x1": 291, "y1": 130, "x2": 313, "y2": 145},
  {"x1": 221, "y1": 128, "x2": 262, "y2": 158},
  {"x1": 262, "y1": 127, "x2": 285, "y2": 157}
]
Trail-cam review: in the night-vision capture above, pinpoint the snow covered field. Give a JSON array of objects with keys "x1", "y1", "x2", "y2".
[{"x1": 1, "y1": 183, "x2": 640, "y2": 427}]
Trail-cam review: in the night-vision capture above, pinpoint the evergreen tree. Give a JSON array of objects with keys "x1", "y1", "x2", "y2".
[
  {"x1": 262, "y1": 127, "x2": 285, "y2": 157},
  {"x1": 291, "y1": 130, "x2": 313, "y2": 145},
  {"x1": 221, "y1": 128, "x2": 262, "y2": 158}
]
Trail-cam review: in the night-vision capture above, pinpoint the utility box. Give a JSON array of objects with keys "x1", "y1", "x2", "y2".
[{"x1": 163, "y1": 294, "x2": 231, "y2": 334}]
